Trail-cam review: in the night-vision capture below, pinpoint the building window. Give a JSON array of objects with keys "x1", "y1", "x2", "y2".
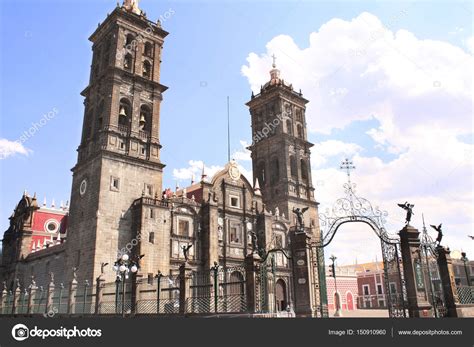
[
  {"x1": 44, "y1": 219, "x2": 60, "y2": 233},
  {"x1": 149, "y1": 208, "x2": 154, "y2": 219},
  {"x1": 301, "y1": 160, "x2": 308, "y2": 181},
  {"x1": 139, "y1": 105, "x2": 152, "y2": 133},
  {"x1": 363, "y1": 284, "x2": 370, "y2": 296},
  {"x1": 147, "y1": 273, "x2": 154, "y2": 284},
  {"x1": 144, "y1": 184, "x2": 153, "y2": 196},
  {"x1": 119, "y1": 98, "x2": 131, "y2": 128},
  {"x1": 229, "y1": 195, "x2": 240, "y2": 208},
  {"x1": 110, "y1": 176, "x2": 120, "y2": 191},
  {"x1": 149, "y1": 232, "x2": 155, "y2": 244},
  {"x1": 230, "y1": 225, "x2": 241, "y2": 243},
  {"x1": 125, "y1": 34, "x2": 134, "y2": 46},
  {"x1": 144, "y1": 42, "x2": 153, "y2": 58},
  {"x1": 178, "y1": 219, "x2": 190, "y2": 237},
  {"x1": 270, "y1": 158, "x2": 279, "y2": 184},
  {"x1": 377, "y1": 284, "x2": 383, "y2": 295},
  {"x1": 286, "y1": 119, "x2": 292, "y2": 135},
  {"x1": 143, "y1": 61, "x2": 152, "y2": 79},
  {"x1": 124, "y1": 54, "x2": 133, "y2": 71},
  {"x1": 290, "y1": 156, "x2": 297, "y2": 178},
  {"x1": 297, "y1": 124, "x2": 303, "y2": 138},
  {"x1": 96, "y1": 100, "x2": 104, "y2": 131}
]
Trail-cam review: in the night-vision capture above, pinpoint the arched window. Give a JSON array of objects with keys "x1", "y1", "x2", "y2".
[
  {"x1": 139, "y1": 105, "x2": 152, "y2": 133},
  {"x1": 270, "y1": 158, "x2": 279, "y2": 184},
  {"x1": 143, "y1": 60, "x2": 152, "y2": 79},
  {"x1": 118, "y1": 98, "x2": 131, "y2": 129},
  {"x1": 301, "y1": 159, "x2": 308, "y2": 181},
  {"x1": 257, "y1": 161, "x2": 266, "y2": 187},
  {"x1": 125, "y1": 34, "x2": 135, "y2": 47},
  {"x1": 83, "y1": 108, "x2": 93, "y2": 140},
  {"x1": 286, "y1": 119, "x2": 292, "y2": 135},
  {"x1": 297, "y1": 124, "x2": 303, "y2": 138},
  {"x1": 124, "y1": 54, "x2": 133, "y2": 71},
  {"x1": 144, "y1": 42, "x2": 153, "y2": 58},
  {"x1": 96, "y1": 100, "x2": 104, "y2": 131},
  {"x1": 290, "y1": 156, "x2": 297, "y2": 178}
]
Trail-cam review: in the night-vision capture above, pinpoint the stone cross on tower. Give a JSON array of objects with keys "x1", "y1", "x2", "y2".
[{"x1": 272, "y1": 54, "x2": 277, "y2": 68}]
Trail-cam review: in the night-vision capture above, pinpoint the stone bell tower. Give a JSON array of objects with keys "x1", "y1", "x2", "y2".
[
  {"x1": 246, "y1": 56, "x2": 319, "y2": 232},
  {"x1": 66, "y1": 1, "x2": 168, "y2": 282}
]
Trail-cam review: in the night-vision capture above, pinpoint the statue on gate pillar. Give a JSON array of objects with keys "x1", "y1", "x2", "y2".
[
  {"x1": 397, "y1": 202, "x2": 414, "y2": 225},
  {"x1": 292, "y1": 207, "x2": 308, "y2": 231}
]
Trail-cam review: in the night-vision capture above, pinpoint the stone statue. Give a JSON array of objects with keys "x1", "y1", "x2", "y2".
[
  {"x1": 49, "y1": 272, "x2": 54, "y2": 284},
  {"x1": 430, "y1": 223, "x2": 443, "y2": 245},
  {"x1": 72, "y1": 267, "x2": 78, "y2": 281},
  {"x1": 182, "y1": 244, "x2": 192, "y2": 262},
  {"x1": 397, "y1": 202, "x2": 414, "y2": 224},
  {"x1": 292, "y1": 207, "x2": 309, "y2": 229},
  {"x1": 275, "y1": 207, "x2": 280, "y2": 217},
  {"x1": 250, "y1": 230, "x2": 258, "y2": 253},
  {"x1": 101, "y1": 262, "x2": 109, "y2": 275}
]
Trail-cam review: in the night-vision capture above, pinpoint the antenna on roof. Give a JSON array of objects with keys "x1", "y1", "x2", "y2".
[{"x1": 227, "y1": 96, "x2": 231, "y2": 163}]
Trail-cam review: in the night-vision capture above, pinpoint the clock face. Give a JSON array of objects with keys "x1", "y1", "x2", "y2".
[{"x1": 79, "y1": 179, "x2": 87, "y2": 196}]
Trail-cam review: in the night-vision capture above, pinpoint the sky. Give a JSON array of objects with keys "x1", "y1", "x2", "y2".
[{"x1": 0, "y1": 0, "x2": 472, "y2": 265}]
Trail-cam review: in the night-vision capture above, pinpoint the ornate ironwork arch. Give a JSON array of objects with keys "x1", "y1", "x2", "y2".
[{"x1": 313, "y1": 159, "x2": 407, "y2": 318}]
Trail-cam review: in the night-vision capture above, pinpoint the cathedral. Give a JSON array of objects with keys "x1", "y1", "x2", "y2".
[{"x1": 0, "y1": 0, "x2": 321, "y2": 314}]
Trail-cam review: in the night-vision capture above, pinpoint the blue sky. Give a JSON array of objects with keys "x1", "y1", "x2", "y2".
[{"x1": 1, "y1": 0, "x2": 472, "y2": 263}]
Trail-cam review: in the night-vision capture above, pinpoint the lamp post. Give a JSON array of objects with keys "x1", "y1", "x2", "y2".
[
  {"x1": 329, "y1": 255, "x2": 342, "y2": 317},
  {"x1": 460, "y1": 252, "x2": 471, "y2": 287},
  {"x1": 112, "y1": 254, "x2": 139, "y2": 317}
]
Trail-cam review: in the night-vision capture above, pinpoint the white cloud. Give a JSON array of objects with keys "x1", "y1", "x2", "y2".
[
  {"x1": 464, "y1": 36, "x2": 474, "y2": 54},
  {"x1": 172, "y1": 160, "x2": 223, "y2": 182},
  {"x1": 232, "y1": 140, "x2": 252, "y2": 161},
  {"x1": 0, "y1": 138, "x2": 31, "y2": 159},
  {"x1": 313, "y1": 140, "x2": 362, "y2": 168},
  {"x1": 242, "y1": 12, "x2": 473, "y2": 265},
  {"x1": 172, "y1": 157, "x2": 253, "y2": 186}
]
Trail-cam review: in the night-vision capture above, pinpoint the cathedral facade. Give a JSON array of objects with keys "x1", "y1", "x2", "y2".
[{"x1": 0, "y1": 0, "x2": 321, "y2": 314}]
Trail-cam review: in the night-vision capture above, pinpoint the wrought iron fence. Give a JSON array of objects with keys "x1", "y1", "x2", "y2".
[{"x1": 456, "y1": 286, "x2": 474, "y2": 304}]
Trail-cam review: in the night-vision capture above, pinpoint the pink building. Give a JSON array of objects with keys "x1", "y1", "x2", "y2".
[{"x1": 325, "y1": 266, "x2": 358, "y2": 311}]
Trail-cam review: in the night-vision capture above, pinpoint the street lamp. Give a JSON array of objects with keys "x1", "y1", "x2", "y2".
[
  {"x1": 460, "y1": 252, "x2": 471, "y2": 287},
  {"x1": 329, "y1": 255, "x2": 342, "y2": 317},
  {"x1": 113, "y1": 253, "x2": 141, "y2": 316}
]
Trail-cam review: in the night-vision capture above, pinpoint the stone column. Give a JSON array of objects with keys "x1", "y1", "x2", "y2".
[
  {"x1": 131, "y1": 273, "x2": 143, "y2": 315},
  {"x1": 436, "y1": 246, "x2": 460, "y2": 317},
  {"x1": 290, "y1": 229, "x2": 316, "y2": 317},
  {"x1": 95, "y1": 275, "x2": 105, "y2": 314},
  {"x1": 399, "y1": 225, "x2": 432, "y2": 317},
  {"x1": 67, "y1": 278, "x2": 78, "y2": 314},
  {"x1": 244, "y1": 253, "x2": 261, "y2": 314},
  {"x1": 179, "y1": 263, "x2": 192, "y2": 314}
]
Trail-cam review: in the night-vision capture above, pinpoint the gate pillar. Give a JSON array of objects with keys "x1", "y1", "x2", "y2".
[
  {"x1": 244, "y1": 253, "x2": 261, "y2": 314},
  {"x1": 399, "y1": 225, "x2": 432, "y2": 317},
  {"x1": 436, "y1": 246, "x2": 460, "y2": 317},
  {"x1": 290, "y1": 229, "x2": 316, "y2": 317}
]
